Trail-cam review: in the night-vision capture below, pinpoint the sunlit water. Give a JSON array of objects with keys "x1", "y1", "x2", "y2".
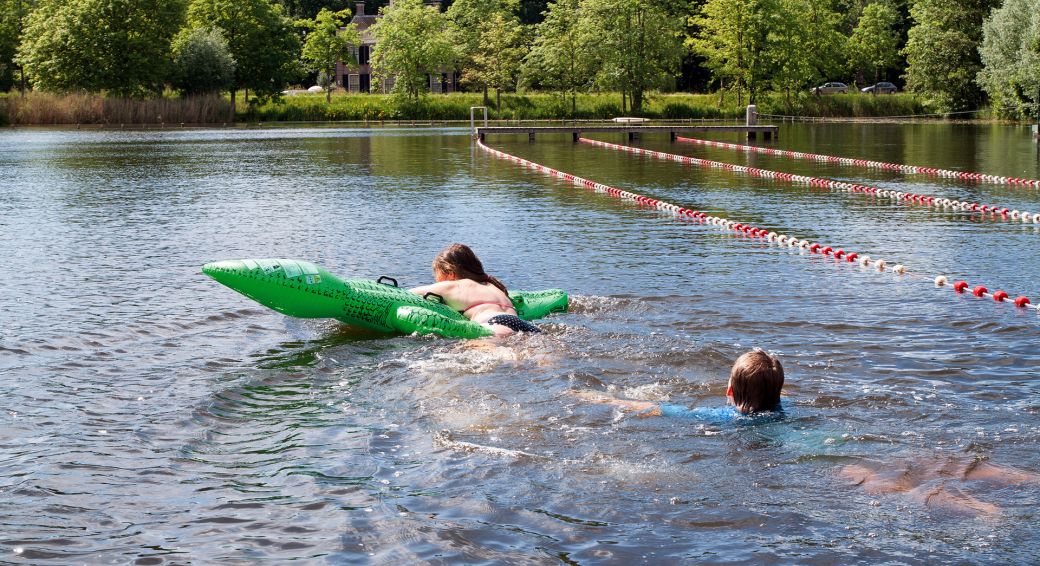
[{"x1": 2, "y1": 123, "x2": 1040, "y2": 564}]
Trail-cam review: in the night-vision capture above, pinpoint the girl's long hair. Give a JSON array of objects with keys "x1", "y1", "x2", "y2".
[{"x1": 433, "y1": 243, "x2": 508, "y2": 294}]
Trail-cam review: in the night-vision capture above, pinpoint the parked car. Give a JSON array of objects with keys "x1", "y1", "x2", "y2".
[
  {"x1": 810, "y1": 82, "x2": 848, "y2": 95},
  {"x1": 861, "y1": 82, "x2": 898, "y2": 94}
]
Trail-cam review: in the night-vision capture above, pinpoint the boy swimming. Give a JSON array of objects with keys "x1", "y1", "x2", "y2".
[{"x1": 575, "y1": 349, "x2": 784, "y2": 419}]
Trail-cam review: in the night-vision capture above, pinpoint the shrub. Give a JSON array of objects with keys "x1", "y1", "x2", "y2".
[{"x1": 172, "y1": 28, "x2": 235, "y2": 96}]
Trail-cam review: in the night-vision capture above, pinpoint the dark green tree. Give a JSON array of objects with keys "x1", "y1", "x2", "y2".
[
  {"x1": 769, "y1": 0, "x2": 846, "y2": 99},
  {"x1": 17, "y1": 0, "x2": 185, "y2": 96},
  {"x1": 447, "y1": 0, "x2": 518, "y2": 105},
  {"x1": 579, "y1": 0, "x2": 684, "y2": 114},
  {"x1": 277, "y1": 0, "x2": 349, "y2": 19},
  {"x1": 188, "y1": 0, "x2": 302, "y2": 114},
  {"x1": 0, "y1": 0, "x2": 36, "y2": 93},
  {"x1": 848, "y1": 1, "x2": 902, "y2": 86},
  {"x1": 517, "y1": 0, "x2": 549, "y2": 24},
  {"x1": 471, "y1": 11, "x2": 527, "y2": 109},
  {"x1": 902, "y1": 0, "x2": 1000, "y2": 111},
  {"x1": 524, "y1": 0, "x2": 593, "y2": 116},
  {"x1": 172, "y1": 27, "x2": 236, "y2": 95},
  {"x1": 690, "y1": 0, "x2": 775, "y2": 105},
  {"x1": 977, "y1": 0, "x2": 1040, "y2": 118},
  {"x1": 370, "y1": 0, "x2": 454, "y2": 101},
  {"x1": 301, "y1": 8, "x2": 360, "y2": 101}
]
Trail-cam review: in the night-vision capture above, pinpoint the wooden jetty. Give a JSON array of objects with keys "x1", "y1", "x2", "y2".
[{"x1": 475, "y1": 124, "x2": 779, "y2": 143}]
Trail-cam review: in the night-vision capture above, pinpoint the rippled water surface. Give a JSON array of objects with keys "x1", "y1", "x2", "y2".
[{"x1": 2, "y1": 123, "x2": 1040, "y2": 564}]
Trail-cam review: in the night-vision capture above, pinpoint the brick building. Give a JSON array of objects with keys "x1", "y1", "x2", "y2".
[{"x1": 336, "y1": 1, "x2": 459, "y2": 94}]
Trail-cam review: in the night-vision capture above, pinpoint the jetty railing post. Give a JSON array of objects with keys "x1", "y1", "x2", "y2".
[
  {"x1": 1035, "y1": 87, "x2": 1040, "y2": 141},
  {"x1": 470, "y1": 106, "x2": 488, "y2": 140},
  {"x1": 746, "y1": 104, "x2": 758, "y2": 141}
]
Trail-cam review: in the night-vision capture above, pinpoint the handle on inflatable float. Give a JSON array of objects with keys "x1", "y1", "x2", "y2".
[{"x1": 201, "y1": 258, "x2": 567, "y2": 339}]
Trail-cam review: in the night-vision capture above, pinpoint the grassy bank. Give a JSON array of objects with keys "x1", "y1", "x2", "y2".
[
  {"x1": 2, "y1": 92, "x2": 231, "y2": 125},
  {"x1": 243, "y1": 91, "x2": 931, "y2": 122},
  {"x1": 2, "y1": 89, "x2": 941, "y2": 125}
]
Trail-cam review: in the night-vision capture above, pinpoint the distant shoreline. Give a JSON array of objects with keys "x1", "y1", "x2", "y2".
[{"x1": 0, "y1": 91, "x2": 1010, "y2": 127}]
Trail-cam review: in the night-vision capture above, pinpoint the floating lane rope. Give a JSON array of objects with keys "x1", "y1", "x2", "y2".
[
  {"x1": 579, "y1": 137, "x2": 1039, "y2": 226},
  {"x1": 676, "y1": 135, "x2": 1040, "y2": 189},
  {"x1": 476, "y1": 138, "x2": 1039, "y2": 313}
]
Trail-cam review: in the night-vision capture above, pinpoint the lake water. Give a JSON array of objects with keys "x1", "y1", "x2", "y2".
[{"x1": 2, "y1": 123, "x2": 1039, "y2": 564}]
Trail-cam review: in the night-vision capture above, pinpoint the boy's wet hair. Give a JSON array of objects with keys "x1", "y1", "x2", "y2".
[{"x1": 730, "y1": 350, "x2": 784, "y2": 414}]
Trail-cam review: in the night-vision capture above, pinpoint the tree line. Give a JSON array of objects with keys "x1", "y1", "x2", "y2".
[{"x1": 0, "y1": 0, "x2": 1037, "y2": 117}]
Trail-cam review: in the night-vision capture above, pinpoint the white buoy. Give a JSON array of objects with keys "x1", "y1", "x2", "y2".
[{"x1": 935, "y1": 275, "x2": 948, "y2": 286}]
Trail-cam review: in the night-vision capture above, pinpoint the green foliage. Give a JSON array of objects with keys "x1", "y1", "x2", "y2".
[
  {"x1": 579, "y1": 0, "x2": 684, "y2": 113},
  {"x1": 902, "y1": 0, "x2": 1000, "y2": 112},
  {"x1": 370, "y1": 0, "x2": 455, "y2": 101},
  {"x1": 301, "y1": 8, "x2": 360, "y2": 101},
  {"x1": 769, "y1": 0, "x2": 847, "y2": 97},
  {"x1": 277, "y1": 0, "x2": 349, "y2": 19},
  {"x1": 977, "y1": 0, "x2": 1040, "y2": 119},
  {"x1": 523, "y1": 0, "x2": 593, "y2": 116},
  {"x1": 447, "y1": 0, "x2": 519, "y2": 100},
  {"x1": 691, "y1": 0, "x2": 775, "y2": 105},
  {"x1": 848, "y1": 2, "x2": 902, "y2": 84},
  {"x1": 17, "y1": 0, "x2": 185, "y2": 97},
  {"x1": 472, "y1": 11, "x2": 527, "y2": 105},
  {"x1": 188, "y1": 0, "x2": 302, "y2": 102},
  {"x1": 0, "y1": 0, "x2": 26, "y2": 91},
  {"x1": 242, "y1": 90, "x2": 928, "y2": 121},
  {"x1": 172, "y1": 28, "x2": 235, "y2": 95}
]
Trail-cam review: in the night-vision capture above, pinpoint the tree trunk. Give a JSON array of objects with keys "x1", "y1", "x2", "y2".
[
  {"x1": 483, "y1": 85, "x2": 489, "y2": 107},
  {"x1": 496, "y1": 88, "x2": 501, "y2": 113},
  {"x1": 571, "y1": 91, "x2": 576, "y2": 120},
  {"x1": 622, "y1": 91, "x2": 627, "y2": 114},
  {"x1": 632, "y1": 90, "x2": 642, "y2": 114},
  {"x1": 230, "y1": 88, "x2": 236, "y2": 122}
]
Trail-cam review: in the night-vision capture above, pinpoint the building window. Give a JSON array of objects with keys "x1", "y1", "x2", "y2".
[
  {"x1": 348, "y1": 74, "x2": 360, "y2": 93},
  {"x1": 358, "y1": 45, "x2": 370, "y2": 66},
  {"x1": 360, "y1": 73, "x2": 370, "y2": 93}
]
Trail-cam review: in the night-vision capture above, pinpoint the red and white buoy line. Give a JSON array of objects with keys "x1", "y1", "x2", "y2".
[
  {"x1": 675, "y1": 135, "x2": 1040, "y2": 189},
  {"x1": 476, "y1": 138, "x2": 1038, "y2": 312},
  {"x1": 579, "y1": 137, "x2": 1038, "y2": 226}
]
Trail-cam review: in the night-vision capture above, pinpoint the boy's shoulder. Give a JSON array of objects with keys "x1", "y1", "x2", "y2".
[{"x1": 657, "y1": 404, "x2": 786, "y2": 424}]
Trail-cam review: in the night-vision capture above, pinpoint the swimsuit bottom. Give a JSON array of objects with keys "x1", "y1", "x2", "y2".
[{"x1": 485, "y1": 314, "x2": 542, "y2": 333}]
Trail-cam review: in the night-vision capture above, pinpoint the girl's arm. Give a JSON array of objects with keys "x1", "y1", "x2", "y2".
[{"x1": 409, "y1": 280, "x2": 455, "y2": 297}]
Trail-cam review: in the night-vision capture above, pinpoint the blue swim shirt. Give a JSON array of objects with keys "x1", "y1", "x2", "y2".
[{"x1": 656, "y1": 404, "x2": 784, "y2": 424}]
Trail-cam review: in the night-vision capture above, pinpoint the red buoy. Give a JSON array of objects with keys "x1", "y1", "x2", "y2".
[
  {"x1": 953, "y1": 281, "x2": 969, "y2": 292},
  {"x1": 992, "y1": 291, "x2": 1008, "y2": 302},
  {"x1": 972, "y1": 285, "x2": 988, "y2": 297}
]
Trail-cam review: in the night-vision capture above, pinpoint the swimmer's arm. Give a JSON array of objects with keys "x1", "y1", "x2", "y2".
[
  {"x1": 409, "y1": 280, "x2": 455, "y2": 297},
  {"x1": 568, "y1": 390, "x2": 662, "y2": 417}
]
